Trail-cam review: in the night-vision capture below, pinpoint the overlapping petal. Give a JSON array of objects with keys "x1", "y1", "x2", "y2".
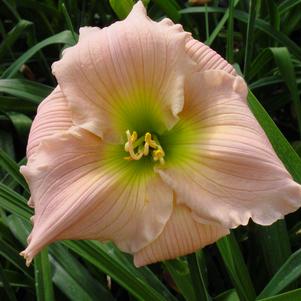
[
  {"x1": 20, "y1": 128, "x2": 173, "y2": 265},
  {"x1": 186, "y1": 38, "x2": 236, "y2": 74},
  {"x1": 157, "y1": 70, "x2": 301, "y2": 229},
  {"x1": 27, "y1": 86, "x2": 72, "y2": 159},
  {"x1": 134, "y1": 204, "x2": 228, "y2": 267},
  {"x1": 20, "y1": 1, "x2": 301, "y2": 268},
  {"x1": 52, "y1": 2, "x2": 195, "y2": 141}
]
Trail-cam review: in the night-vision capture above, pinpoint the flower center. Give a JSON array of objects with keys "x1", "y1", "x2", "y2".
[{"x1": 124, "y1": 130, "x2": 165, "y2": 165}]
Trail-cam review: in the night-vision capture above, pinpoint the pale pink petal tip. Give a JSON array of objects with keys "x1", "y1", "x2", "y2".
[
  {"x1": 128, "y1": 1, "x2": 147, "y2": 17},
  {"x1": 20, "y1": 250, "x2": 33, "y2": 267}
]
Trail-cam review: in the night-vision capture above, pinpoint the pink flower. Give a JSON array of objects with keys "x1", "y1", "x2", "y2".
[{"x1": 20, "y1": 1, "x2": 301, "y2": 267}]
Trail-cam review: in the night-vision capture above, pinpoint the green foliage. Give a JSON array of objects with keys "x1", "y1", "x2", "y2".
[
  {"x1": 109, "y1": 0, "x2": 135, "y2": 19},
  {"x1": 0, "y1": 0, "x2": 301, "y2": 300}
]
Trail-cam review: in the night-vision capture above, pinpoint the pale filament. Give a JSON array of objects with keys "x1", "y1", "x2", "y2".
[
  {"x1": 125, "y1": 130, "x2": 144, "y2": 160},
  {"x1": 124, "y1": 130, "x2": 165, "y2": 164}
]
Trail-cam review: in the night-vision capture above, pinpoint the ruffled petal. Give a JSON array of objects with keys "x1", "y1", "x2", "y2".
[
  {"x1": 27, "y1": 86, "x2": 72, "y2": 159},
  {"x1": 185, "y1": 38, "x2": 236, "y2": 74},
  {"x1": 134, "y1": 204, "x2": 228, "y2": 267},
  {"x1": 20, "y1": 128, "x2": 173, "y2": 265},
  {"x1": 157, "y1": 70, "x2": 301, "y2": 229},
  {"x1": 52, "y1": 2, "x2": 195, "y2": 141}
]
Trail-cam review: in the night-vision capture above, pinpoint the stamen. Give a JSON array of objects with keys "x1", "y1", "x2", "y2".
[
  {"x1": 131, "y1": 131, "x2": 138, "y2": 142},
  {"x1": 124, "y1": 142, "x2": 129, "y2": 152},
  {"x1": 152, "y1": 148, "x2": 165, "y2": 165},
  {"x1": 124, "y1": 156, "x2": 133, "y2": 161},
  {"x1": 124, "y1": 130, "x2": 165, "y2": 164},
  {"x1": 145, "y1": 132, "x2": 157, "y2": 148},
  {"x1": 143, "y1": 142, "x2": 149, "y2": 156},
  {"x1": 125, "y1": 130, "x2": 144, "y2": 160}
]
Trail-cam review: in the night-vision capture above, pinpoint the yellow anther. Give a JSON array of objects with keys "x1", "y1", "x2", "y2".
[
  {"x1": 153, "y1": 149, "x2": 164, "y2": 157},
  {"x1": 126, "y1": 130, "x2": 131, "y2": 140},
  {"x1": 153, "y1": 148, "x2": 165, "y2": 160},
  {"x1": 131, "y1": 131, "x2": 137, "y2": 142},
  {"x1": 145, "y1": 132, "x2": 157, "y2": 148},
  {"x1": 125, "y1": 130, "x2": 143, "y2": 160},
  {"x1": 124, "y1": 130, "x2": 165, "y2": 164},
  {"x1": 145, "y1": 132, "x2": 151, "y2": 142},
  {"x1": 126, "y1": 130, "x2": 137, "y2": 142},
  {"x1": 152, "y1": 148, "x2": 165, "y2": 165}
]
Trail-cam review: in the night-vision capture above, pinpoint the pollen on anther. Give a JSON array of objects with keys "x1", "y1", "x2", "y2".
[{"x1": 124, "y1": 130, "x2": 165, "y2": 164}]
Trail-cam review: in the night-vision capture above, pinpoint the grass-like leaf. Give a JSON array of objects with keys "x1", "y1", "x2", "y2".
[
  {"x1": 0, "y1": 20, "x2": 32, "y2": 61},
  {"x1": 109, "y1": 0, "x2": 135, "y2": 20},
  {"x1": 217, "y1": 233, "x2": 256, "y2": 301},
  {"x1": 258, "y1": 248, "x2": 301, "y2": 298},
  {"x1": 270, "y1": 47, "x2": 301, "y2": 136},
  {"x1": 34, "y1": 248, "x2": 55, "y2": 301},
  {"x1": 0, "y1": 79, "x2": 52, "y2": 102},
  {"x1": 1, "y1": 31, "x2": 75, "y2": 79},
  {"x1": 0, "y1": 150, "x2": 28, "y2": 191},
  {"x1": 257, "y1": 288, "x2": 301, "y2": 301},
  {"x1": 248, "y1": 91, "x2": 301, "y2": 183}
]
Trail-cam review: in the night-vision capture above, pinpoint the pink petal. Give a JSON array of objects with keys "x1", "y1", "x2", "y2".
[
  {"x1": 134, "y1": 204, "x2": 229, "y2": 267},
  {"x1": 52, "y1": 2, "x2": 195, "y2": 141},
  {"x1": 27, "y1": 86, "x2": 72, "y2": 159},
  {"x1": 20, "y1": 128, "x2": 173, "y2": 265},
  {"x1": 185, "y1": 38, "x2": 236, "y2": 74},
  {"x1": 157, "y1": 70, "x2": 301, "y2": 229}
]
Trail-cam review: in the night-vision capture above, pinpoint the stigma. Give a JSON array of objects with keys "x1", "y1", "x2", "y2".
[{"x1": 124, "y1": 130, "x2": 165, "y2": 165}]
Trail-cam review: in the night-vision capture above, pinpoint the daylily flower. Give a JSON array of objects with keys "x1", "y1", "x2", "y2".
[{"x1": 20, "y1": 1, "x2": 301, "y2": 267}]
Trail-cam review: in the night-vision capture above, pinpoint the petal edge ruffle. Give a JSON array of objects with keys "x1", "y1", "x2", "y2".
[
  {"x1": 52, "y1": 2, "x2": 195, "y2": 141},
  {"x1": 27, "y1": 86, "x2": 72, "y2": 159},
  {"x1": 186, "y1": 38, "x2": 236, "y2": 74},
  {"x1": 157, "y1": 70, "x2": 301, "y2": 229},
  {"x1": 20, "y1": 128, "x2": 173, "y2": 264}
]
